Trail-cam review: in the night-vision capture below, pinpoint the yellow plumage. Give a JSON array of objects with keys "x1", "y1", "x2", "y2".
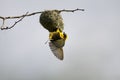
[
  {"x1": 49, "y1": 28, "x2": 67, "y2": 41},
  {"x1": 49, "y1": 28, "x2": 67, "y2": 60}
]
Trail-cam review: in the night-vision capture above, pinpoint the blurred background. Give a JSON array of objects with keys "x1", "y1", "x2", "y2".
[{"x1": 0, "y1": 0, "x2": 120, "y2": 80}]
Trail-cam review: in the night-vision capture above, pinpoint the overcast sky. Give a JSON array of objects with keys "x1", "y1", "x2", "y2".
[{"x1": 0, "y1": 0, "x2": 120, "y2": 80}]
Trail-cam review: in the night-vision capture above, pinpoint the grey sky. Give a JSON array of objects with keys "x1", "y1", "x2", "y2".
[{"x1": 0, "y1": 0, "x2": 120, "y2": 80}]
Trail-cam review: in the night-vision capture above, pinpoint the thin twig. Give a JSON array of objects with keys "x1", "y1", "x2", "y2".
[
  {"x1": 2, "y1": 11, "x2": 43, "y2": 19},
  {"x1": 59, "y1": 8, "x2": 84, "y2": 13},
  {"x1": 0, "y1": 8, "x2": 84, "y2": 30},
  {"x1": 1, "y1": 18, "x2": 5, "y2": 29},
  {"x1": 1, "y1": 12, "x2": 29, "y2": 30},
  {"x1": 8, "y1": 12, "x2": 29, "y2": 29}
]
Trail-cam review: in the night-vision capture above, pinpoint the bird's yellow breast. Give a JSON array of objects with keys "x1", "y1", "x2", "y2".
[{"x1": 49, "y1": 28, "x2": 67, "y2": 41}]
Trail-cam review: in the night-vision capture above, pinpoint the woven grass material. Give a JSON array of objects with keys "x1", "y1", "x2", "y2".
[{"x1": 40, "y1": 10, "x2": 64, "y2": 32}]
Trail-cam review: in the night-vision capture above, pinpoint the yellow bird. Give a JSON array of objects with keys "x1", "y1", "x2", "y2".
[{"x1": 49, "y1": 28, "x2": 67, "y2": 60}]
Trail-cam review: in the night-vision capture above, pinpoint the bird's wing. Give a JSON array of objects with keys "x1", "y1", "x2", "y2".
[{"x1": 49, "y1": 41, "x2": 64, "y2": 60}]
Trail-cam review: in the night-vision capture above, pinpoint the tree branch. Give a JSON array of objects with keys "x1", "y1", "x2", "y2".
[
  {"x1": 1, "y1": 12, "x2": 29, "y2": 30},
  {"x1": 59, "y1": 8, "x2": 84, "y2": 13},
  {"x1": 0, "y1": 8, "x2": 84, "y2": 30}
]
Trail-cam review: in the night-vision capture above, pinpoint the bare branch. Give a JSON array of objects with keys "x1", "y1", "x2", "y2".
[
  {"x1": 59, "y1": 8, "x2": 84, "y2": 13},
  {"x1": 3, "y1": 11, "x2": 43, "y2": 19},
  {"x1": 0, "y1": 16, "x2": 5, "y2": 19},
  {"x1": 0, "y1": 11, "x2": 43, "y2": 30},
  {"x1": 1, "y1": 12, "x2": 29, "y2": 30},
  {"x1": 0, "y1": 8, "x2": 84, "y2": 30},
  {"x1": 1, "y1": 18, "x2": 5, "y2": 28}
]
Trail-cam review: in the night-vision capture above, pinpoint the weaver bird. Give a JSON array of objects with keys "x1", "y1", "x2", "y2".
[{"x1": 49, "y1": 28, "x2": 67, "y2": 60}]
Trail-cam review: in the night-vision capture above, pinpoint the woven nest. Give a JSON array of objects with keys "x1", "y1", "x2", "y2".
[{"x1": 40, "y1": 10, "x2": 64, "y2": 32}]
